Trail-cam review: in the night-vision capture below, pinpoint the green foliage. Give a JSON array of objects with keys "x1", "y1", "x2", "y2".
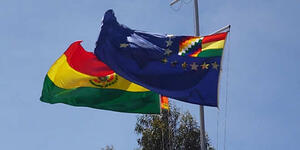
[
  {"x1": 101, "y1": 145, "x2": 114, "y2": 150},
  {"x1": 135, "y1": 104, "x2": 214, "y2": 150}
]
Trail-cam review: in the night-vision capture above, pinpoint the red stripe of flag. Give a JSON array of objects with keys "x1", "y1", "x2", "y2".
[
  {"x1": 64, "y1": 41, "x2": 114, "y2": 77},
  {"x1": 202, "y1": 32, "x2": 228, "y2": 44}
]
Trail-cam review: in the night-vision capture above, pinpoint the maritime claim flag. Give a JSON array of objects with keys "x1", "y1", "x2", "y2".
[
  {"x1": 40, "y1": 41, "x2": 168, "y2": 114},
  {"x1": 94, "y1": 10, "x2": 228, "y2": 107}
]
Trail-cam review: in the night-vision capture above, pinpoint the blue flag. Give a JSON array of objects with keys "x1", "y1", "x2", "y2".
[{"x1": 94, "y1": 10, "x2": 228, "y2": 107}]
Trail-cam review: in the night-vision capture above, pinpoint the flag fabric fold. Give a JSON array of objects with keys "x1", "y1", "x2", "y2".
[
  {"x1": 94, "y1": 10, "x2": 228, "y2": 107},
  {"x1": 41, "y1": 41, "x2": 165, "y2": 114}
]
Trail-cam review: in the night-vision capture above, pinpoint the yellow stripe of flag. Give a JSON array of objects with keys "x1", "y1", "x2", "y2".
[
  {"x1": 202, "y1": 40, "x2": 225, "y2": 51},
  {"x1": 47, "y1": 54, "x2": 150, "y2": 92}
]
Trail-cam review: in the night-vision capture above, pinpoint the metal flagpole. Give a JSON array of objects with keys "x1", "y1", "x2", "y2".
[
  {"x1": 194, "y1": 0, "x2": 207, "y2": 150},
  {"x1": 170, "y1": 0, "x2": 206, "y2": 149},
  {"x1": 192, "y1": 1, "x2": 207, "y2": 150}
]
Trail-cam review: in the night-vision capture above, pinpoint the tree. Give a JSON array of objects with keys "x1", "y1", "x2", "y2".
[
  {"x1": 100, "y1": 145, "x2": 114, "y2": 150},
  {"x1": 135, "y1": 104, "x2": 214, "y2": 150}
]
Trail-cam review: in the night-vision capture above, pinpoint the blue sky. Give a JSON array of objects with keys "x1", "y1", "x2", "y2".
[{"x1": 1, "y1": 0, "x2": 300, "y2": 149}]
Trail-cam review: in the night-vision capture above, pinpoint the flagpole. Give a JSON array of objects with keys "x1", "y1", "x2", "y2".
[
  {"x1": 192, "y1": 1, "x2": 207, "y2": 150},
  {"x1": 170, "y1": 0, "x2": 206, "y2": 149}
]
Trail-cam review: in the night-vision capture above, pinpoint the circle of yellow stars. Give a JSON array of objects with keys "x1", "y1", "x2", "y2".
[{"x1": 119, "y1": 37, "x2": 220, "y2": 71}]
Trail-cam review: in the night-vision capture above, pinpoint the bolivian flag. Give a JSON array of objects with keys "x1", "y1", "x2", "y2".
[
  {"x1": 40, "y1": 41, "x2": 168, "y2": 114},
  {"x1": 178, "y1": 32, "x2": 227, "y2": 57}
]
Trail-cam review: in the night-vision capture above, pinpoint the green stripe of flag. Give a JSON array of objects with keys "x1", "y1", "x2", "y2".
[
  {"x1": 198, "y1": 49, "x2": 223, "y2": 57},
  {"x1": 40, "y1": 75, "x2": 160, "y2": 114}
]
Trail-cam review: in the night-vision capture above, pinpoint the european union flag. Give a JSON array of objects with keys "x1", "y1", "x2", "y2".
[{"x1": 94, "y1": 10, "x2": 228, "y2": 107}]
